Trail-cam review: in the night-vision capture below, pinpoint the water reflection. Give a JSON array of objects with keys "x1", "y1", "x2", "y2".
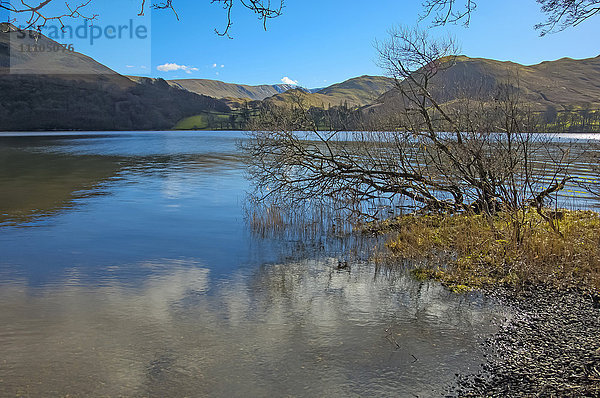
[
  {"x1": 0, "y1": 146, "x2": 121, "y2": 225},
  {"x1": 0, "y1": 131, "x2": 513, "y2": 396},
  {"x1": 0, "y1": 133, "x2": 244, "y2": 226},
  {"x1": 0, "y1": 258, "x2": 501, "y2": 397},
  {"x1": 0, "y1": 132, "x2": 256, "y2": 286}
]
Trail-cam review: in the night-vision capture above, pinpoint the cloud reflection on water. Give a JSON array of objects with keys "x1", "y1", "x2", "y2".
[{"x1": 0, "y1": 257, "x2": 503, "y2": 397}]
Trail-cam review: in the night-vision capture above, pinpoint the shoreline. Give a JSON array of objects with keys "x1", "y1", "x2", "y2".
[
  {"x1": 364, "y1": 210, "x2": 600, "y2": 395},
  {"x1": 452, "y1": 285, "x2": 600, "y2": 397}
]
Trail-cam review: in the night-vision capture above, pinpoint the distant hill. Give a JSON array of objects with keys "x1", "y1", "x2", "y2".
[
  {"x1": 0, "y1": 23, "x2": 133, "y2": 89},
  {"x1": 369, "y1": 55, "x2": 600, "y2": 115},
  {"x1": 0, "y1": 24, "x2": 228, "y2": 131},
  {"x1": 3, "y1": 22, "x2": 600, "y2": 132},
  {"x1": 166, "y1": 78, "x2": 299, "y2": 101},
  {"x1": 317, "y1": 75, "x2": 397, "y2": 103},
  {"x1": 161, "y1": 76, "x2": 395, "y2": 108},
  {"x1": 264, "y1": 75, "x2": 396, "y2": 108}
]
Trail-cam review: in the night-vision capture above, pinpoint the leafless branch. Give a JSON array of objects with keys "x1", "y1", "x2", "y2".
[
  {"x1": 421, "y1": 0, "x2": 476, "y2": 26},
  {"x1": 243, "y1": 25, "x2": 579, "y2": 234},
  {"x1": 2, "y1": 0, "x2": 283, "y2": 36},
  {"x1": 420, "y1": 0, "x2": 600, "y2": 34},
  {"x1": 535, "y1": 0, "x2": 600, "y2": 35},
  {"x1": 1, "y1": 0, "x2": 97, "y2": 32}
]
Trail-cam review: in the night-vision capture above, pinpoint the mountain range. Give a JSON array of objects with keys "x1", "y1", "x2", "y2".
[
  {"x1": 165, "y1": 75, "x2": 396, "y2": 108},
  {"x1": 1, "y1": 22, "x2": 599, "y2": 131},
  {"x1": 166, "y1": 79, "x2": 301, "y2": 101}
]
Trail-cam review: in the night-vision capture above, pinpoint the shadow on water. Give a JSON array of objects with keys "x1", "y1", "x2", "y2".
[
  {"x1": 0, "y1": 135, "x2": 243, "y2": 226},
  {"x1": 0, "y1": 146, "x2": 122, "y2": 226}
]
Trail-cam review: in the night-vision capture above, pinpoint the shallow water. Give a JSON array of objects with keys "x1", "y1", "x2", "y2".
[{"x1": 1, "y1": 131, "x2": 507, "y2": 396}]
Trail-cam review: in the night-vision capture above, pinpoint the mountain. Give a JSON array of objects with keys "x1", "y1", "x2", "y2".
[
  {"x1": 0, "y1": 23, "x2": 133, "y2": 89},
  {"x1": 166, "y1": 79, "x2": 300, "y2": 101},
  {"x1": 369, "y1": 55, "x2": 600, "y2": 115},
  {"x1": 263, "y1": 75, "x2": 396, "y2": 108},
  {"x1": 317, "y1": 75, "x2": 396, "y2": 102},
  {"x1": 0, "y1": 24, "x2": 228, "y2": 131},
  {"x1": 162, "y1": 76, "x2": 394, "y2": 107},
  {"x1": 3, "y1": 21, "x2": 599, "y2": 132}
]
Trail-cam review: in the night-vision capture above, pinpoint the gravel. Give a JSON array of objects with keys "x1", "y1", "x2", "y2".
[{"x1": 451, "y1": 285, "x2": 600, "y2": 397}]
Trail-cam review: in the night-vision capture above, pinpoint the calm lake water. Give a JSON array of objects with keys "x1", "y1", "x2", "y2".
[{"x1": 1, "y1": 131, "x2": 512, "y2": 397}]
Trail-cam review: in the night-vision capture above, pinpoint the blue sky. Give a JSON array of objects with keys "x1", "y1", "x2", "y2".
[{"x1": 7, "y1": 0, "x2": 600, "y2": 87}]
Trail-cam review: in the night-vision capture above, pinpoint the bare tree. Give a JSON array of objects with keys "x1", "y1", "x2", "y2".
[
  {"x1": 421, "y1": 0, "x2": 600, "y2": 35},
  {"x1": 243, "y1": 26, "x2": 577, "y2": 237}
]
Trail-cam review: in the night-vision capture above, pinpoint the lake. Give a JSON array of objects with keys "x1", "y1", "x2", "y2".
[{"x1": 0, "y1": 131, "x2": 515, "y2": 396}]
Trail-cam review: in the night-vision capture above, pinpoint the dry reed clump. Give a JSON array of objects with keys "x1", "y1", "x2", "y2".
[
  {"x1": 247, "y1": 205, "x2": 286, "y2": 236},
  {"x1": 373, "y1": 210, "x2": 600, "y2": 293}
]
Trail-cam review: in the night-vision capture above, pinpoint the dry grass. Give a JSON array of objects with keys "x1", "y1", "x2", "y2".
[{"x1": 370, "y1": 210, "x2": 600, "y2": 293}]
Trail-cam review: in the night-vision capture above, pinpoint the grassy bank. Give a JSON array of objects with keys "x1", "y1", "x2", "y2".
[
  {"x1": 368, "y1": 210, "x2": 600, "y2": 293},
  {"x1": 173, "y1": 112, "x2": 236, "y2": 130}
]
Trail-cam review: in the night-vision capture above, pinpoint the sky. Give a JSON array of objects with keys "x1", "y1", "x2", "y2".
[{"x1": 6, "y1": 0, "x2": 600, "y2": 88}]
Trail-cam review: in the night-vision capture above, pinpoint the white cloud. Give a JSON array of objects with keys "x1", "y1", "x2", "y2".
[
  {"x1": 157, "y1": 63, "x2": 198, "y2": 73},
  {"x1": 212, "y1": 63, "x2": 217, "y2": 68},
  {"x1": 157, "y1": 63, "x2": 184, "y2": 72},
  {"x1": 125, "y1": 65, "x2": 135, "y2": 68},
  {"x1": 281, "y1": 76, "x2": 298, "y2": 85},
  {"x1": 220, "y1": 64, "x2": 225, "y2": 68}
]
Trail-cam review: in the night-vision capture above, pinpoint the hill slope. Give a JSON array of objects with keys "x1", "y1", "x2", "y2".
[
  {"x1": 0, "y1": 24, "x2": 228, "y2": 131},
  {"x1": 264, "y1": 75, "x2": 395, "y2": 108},
  {"x1": 166, "y1": 79, "x2": 298, "y2": 101},
  {"x1": 371, "y1": 55, "x2": 600, "y2": 114},
  {"x1": 0, "y1": 23, "x2": 134, "y2": 89}
]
